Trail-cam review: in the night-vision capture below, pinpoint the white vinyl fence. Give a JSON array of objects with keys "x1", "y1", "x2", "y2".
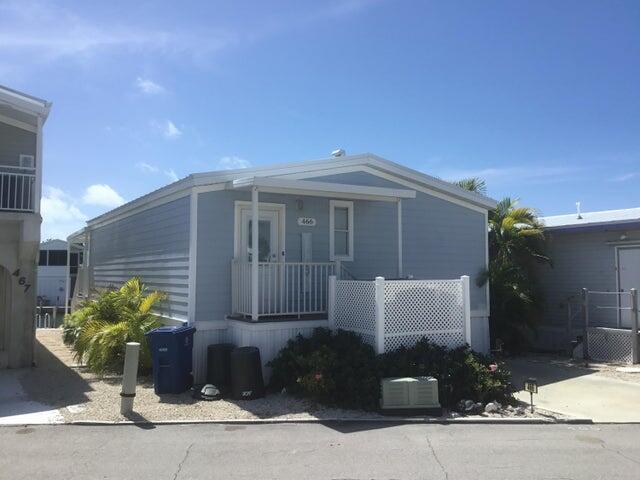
[{"x1": 328, "y1": 275, "x2": 471, "y2": 354}]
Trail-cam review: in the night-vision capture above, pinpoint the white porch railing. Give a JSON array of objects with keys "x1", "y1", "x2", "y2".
[
  {"x1": 231, "y1": 261, "x2": 338, "y2": 318},
  {"x1": 328, "y1": 275, "x2": 472, "y2": 354},
  {"x1": 0, "y1": 170, "x2": 36, "y2": 212}
]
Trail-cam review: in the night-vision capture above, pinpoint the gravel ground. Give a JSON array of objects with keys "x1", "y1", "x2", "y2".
[{"x1": 18, "y1": 330, "x2": 565, "y2": 423}]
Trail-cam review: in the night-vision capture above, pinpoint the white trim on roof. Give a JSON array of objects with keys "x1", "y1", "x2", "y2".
[
  {"x1": 81, "y1": 153, "x2": 497, "y2": 232},
  {"x1": 0, "y1": 113, "x2": 37, "y2": 133},
  {"x1": 0, "y1": 85, "x2": 51, "y2": 120},
  {"x1": 231, "y1": 176, "x2": 416, "y2": 202}
]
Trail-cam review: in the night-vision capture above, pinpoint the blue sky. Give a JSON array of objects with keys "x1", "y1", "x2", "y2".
[{"x1": 1, "y1": 0, "x2": 638, "y2": 239}]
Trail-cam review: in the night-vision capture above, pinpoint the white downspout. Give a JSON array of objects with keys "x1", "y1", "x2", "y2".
[
  {"x1": 34, "y1": 116, "x2": 43, "y2": 213},
  {"x1": 251, "y1": 186, "x2": 259, "y2": 321}
]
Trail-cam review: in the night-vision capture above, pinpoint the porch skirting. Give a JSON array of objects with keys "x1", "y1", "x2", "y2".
[
  {"x1": 191, "y1": 314, "x2": 489, "y2": 384},
  {"x1": 192, "y1": 318, "x2": 329, "y2": 383}
]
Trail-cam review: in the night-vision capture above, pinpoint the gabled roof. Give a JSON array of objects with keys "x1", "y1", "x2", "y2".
[
  {"x1": 541, "y1": 207, "x2": 640, "y2": 232},
  {"x1": 85, "y1": 153, "x2": 497, "y2": 228},
  {"x1": 0, "y1": 84, "x2": 51, "y2": 121}
]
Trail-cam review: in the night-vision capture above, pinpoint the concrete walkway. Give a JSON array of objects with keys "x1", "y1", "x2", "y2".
[{"x1": 509, "y1": 356, "x2": 640, "y2": 422}]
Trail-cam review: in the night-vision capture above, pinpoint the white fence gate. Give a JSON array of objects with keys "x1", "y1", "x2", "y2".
[{"x1": 328, "y1": 275, "x2": 471, "y2": 354}]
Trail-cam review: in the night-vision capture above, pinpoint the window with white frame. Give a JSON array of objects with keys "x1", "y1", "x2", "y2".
[{"x1": 330, "y1": 200, "x2": 354, "y2": 261}]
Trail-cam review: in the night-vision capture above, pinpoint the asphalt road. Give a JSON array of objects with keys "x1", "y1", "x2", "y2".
[{"x1": 1, "y1": 422, "x2": 639, "y2": 479}]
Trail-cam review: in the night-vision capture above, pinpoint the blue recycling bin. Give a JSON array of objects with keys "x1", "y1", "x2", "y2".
[{"x1": 145, "y1": 325, "x2": 196, "y2": 394}]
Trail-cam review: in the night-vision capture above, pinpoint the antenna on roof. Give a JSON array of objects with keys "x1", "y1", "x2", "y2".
[
  {"x1": 576, "y1": 201, "x2": 582, "y2": 219},
  {"x1": 331, "y1": 148, "x2": 346, "y2": 157}
]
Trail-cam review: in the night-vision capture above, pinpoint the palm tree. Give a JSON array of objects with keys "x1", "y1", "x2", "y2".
[
  {"x1": 68, "y1": 278, "x2": 166, "y2": 374},
  {"x1": 454, "y1": 177, "x2": 487, "y2": 195},
  {"x1": 454, "y1": 178, "x2": 551, "y2": 350}
]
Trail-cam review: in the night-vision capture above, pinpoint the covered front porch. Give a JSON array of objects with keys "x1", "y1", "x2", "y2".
[{"x1": 228, "y1": 176, "x2": 416, "y2": 321}]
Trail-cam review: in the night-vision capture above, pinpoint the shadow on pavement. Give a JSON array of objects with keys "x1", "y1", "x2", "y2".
[{"x1": 508, "y1": 355, "x2": 596, "y2": 390}]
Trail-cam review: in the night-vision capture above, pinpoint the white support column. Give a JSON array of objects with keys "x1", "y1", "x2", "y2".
[
  {"x1": 251, "y1": 187, "x2": 259, "y2": 321},
  {"x1": 328, "y1": 275, "x2": 337, "y2": 330},
  {"x1": 187, "y1": 191, "x2": 198, "y2": 325},
  {"x1": 461, "y1": 275, "x2": 471, "y2": 346},
  {"x1": 397, "y1": 199, "x2": 403, "y2": 278},
  {"x1": 64, "y1": 243, "x2": 71, "y2": 315},
  {"x1": 375, "y1": 276, "x2": 386, "y2": 354},
  {"x1": 34, "y1": 116, "x2": 43, "y2": 213}
]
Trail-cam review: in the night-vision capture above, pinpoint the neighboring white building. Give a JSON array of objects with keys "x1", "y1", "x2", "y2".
[
  {"x1": 38, "y1": 239, "x2": 79, "y2": 307},
  {"x1": 0, "y1": 84, "x2": 51, "y2": 368}
]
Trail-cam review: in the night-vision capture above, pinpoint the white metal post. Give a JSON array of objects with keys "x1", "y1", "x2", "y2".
[
  {"x1": 328, "y1": 275, "x2": 336, "y2": 330},
  {"x1": 461, "y1": 275, "x2": 471, "y2": 346},
  {"x1": 251, "y1": 187, "x2": 259, "y2": 321},
  {"x1": 582, "y1": 288, "x2": 590, "y2": 362},
  {"x1": 120, "y1": 342, "x2": 140, "y2": 415},
  {"x1": 64, "y1": 243, "x2": 71, "y2": 315},
  {"x1": 375, "y1": 276, "x2": 386, "y2": 354},
  {"x1": 631, "y1": 288, "x2": 638, "y2": 364},
  {"x1": 397, "y1": 199, "x2": 403, "y2": 278}
]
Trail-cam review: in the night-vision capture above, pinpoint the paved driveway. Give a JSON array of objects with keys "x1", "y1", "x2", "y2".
[{"x1": 509, "y1": 356, "x2": 640, "y2": 422}]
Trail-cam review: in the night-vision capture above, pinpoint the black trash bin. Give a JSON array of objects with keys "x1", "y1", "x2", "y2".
[
  {"x1": 145, "y1": 325, "x2": 196, "y2": 394},
  {"x1": 206, "y1": 343, "x2": 235, "y2": 392},
  {"x1": 230, "y1": 346, "x2": 264, "y2": 400}
]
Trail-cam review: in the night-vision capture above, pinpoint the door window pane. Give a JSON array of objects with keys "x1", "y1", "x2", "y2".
[{"x1": 248, "y1": 220, "x2": 272, "y2": 261}]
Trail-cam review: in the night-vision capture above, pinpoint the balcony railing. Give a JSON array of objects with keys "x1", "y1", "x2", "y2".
[
  {"x1": 0, "y1": 169, "x2": 36, "y2": 212},
  {"x1": 231, "y1": 260, "x2": 339, "y2": 318}
]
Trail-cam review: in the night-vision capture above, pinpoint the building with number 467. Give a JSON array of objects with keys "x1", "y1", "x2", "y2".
[{"x1": 0, "y1": 85, "x2": 51, "y2": 368}]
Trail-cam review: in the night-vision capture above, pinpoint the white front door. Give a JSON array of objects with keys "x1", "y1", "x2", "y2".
[
  {"x1": 619, "y1": 247, "x2": 640, "y2": 328},
  {"x1": 238, "y1": 208, "x2": 281, "y2": 262}
]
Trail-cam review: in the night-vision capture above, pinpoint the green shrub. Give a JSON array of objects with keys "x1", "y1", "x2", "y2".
[
  {"x1": 62, "y1": 278, "x2": 165, "y2": 374},
  {"x1": 378, "y1": 339, "x2": 513, "y2": 407},
  {"x1": 268, "y1": 328, "x2": 380, "y2": 410},
  {"x1": 269, "y1": 328, "x2": 513, "y2": 410}
]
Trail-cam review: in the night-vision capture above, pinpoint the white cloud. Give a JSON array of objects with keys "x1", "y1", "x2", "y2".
[
  {"x1": 0, "y1": 0, "x2": 380, "y2": 76},
  {"x1": 151, "y1": 119, "x2": 182, "y2": 139},
  {"x1": 40, "y1": 186, "x2": 87, "y2": 240},
  {"x1": 135, "y1": 77, "x2": 165, "y2": 95},
  {"x1": 82, "y1": 184, "x2": 125, "y2": 208},
  {"x1": 216, "y1": 156, "x2": 252, "y2": 170},
  {"x1": 610, "y1": 172, "x2": 638, "y2": 182},
  {"x1": 164, "y1": 168, "x2": 179, "y2": 182},
  {"x1": 136, "y1": 162, "x2": 159, "y2": 173}
]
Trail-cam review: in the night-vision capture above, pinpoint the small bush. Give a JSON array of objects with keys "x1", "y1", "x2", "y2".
[
  {"x1": 62, "y1": 278, "x2": 165, "y2": 374},
  {"x1": 379, "y1": 339, "x2": 513, "y2": 407},
  {"x1": 268, "y1": 328, "x2": 513, "y2": 410},
  {"x1": 268, "y1": 328, "x2": 380, "y2": 410}
]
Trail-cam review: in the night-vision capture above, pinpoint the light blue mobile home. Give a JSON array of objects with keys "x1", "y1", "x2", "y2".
[{"x1": 69, "y1": 153, "x2": 496, "y2": 380}]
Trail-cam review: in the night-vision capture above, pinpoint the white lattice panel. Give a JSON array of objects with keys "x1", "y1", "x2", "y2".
[
  {"x1": 588, "y1": 327, "x2": 634, "y2": 364},
  {"x1": 383, "y1": 280, "x2": 465, "y2": 350},
  {"x1": 334, "y1": 281, "x2": 377, "y2": 341}
]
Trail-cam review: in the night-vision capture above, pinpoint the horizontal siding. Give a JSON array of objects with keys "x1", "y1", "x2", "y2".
[
  {"x1": 90, "y1": 196, "x2": 190, "y2": 320},
  {"x1": 534, "y1": 229, "x2": 640, "y2": 338},
  {"x1": 307, "y1": 171, "x2": 488, "y2": 311}
]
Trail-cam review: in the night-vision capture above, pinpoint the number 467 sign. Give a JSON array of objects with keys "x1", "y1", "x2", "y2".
[{"x1": 12, "y1": 269, "x2": 32, "y2": 293}]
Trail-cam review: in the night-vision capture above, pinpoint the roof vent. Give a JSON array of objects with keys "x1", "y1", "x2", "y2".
[
  {"x1": 576, "y1": 201, "x2": 582, "y2": 219},
  {"x1": 331, "y1": 149, "x2": 345, "y2": 157}
]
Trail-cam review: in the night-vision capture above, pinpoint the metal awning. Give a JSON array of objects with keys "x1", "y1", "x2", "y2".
[{"x1": 230, "y1": 176, "x2": 416, "y2": 202}]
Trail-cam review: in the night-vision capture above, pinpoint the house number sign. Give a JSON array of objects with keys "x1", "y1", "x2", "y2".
[{"x1": 297, "y1": 217, "x2": 316, "y2": 227}]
